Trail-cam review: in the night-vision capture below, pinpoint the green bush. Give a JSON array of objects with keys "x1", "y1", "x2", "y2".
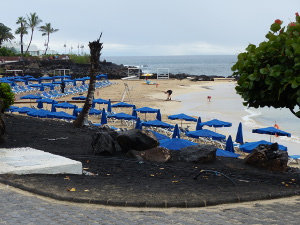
[
  {"x1": 69, "y1": 54, "x2": 90, "y2": 64},
  {"x1": 232, "y1": 12, "x2": 300, "y2": 118},
  {"x1": 0, "y1": 47, "x2": 16, "y2": 56},
  {"x1": 0, "y1": 83, "x2": 14, "y2": 113}
]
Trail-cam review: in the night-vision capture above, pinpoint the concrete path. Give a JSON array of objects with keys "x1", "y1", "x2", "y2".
[{"x1": 1, "y1": 183, "x2": 300, "y2": 224}]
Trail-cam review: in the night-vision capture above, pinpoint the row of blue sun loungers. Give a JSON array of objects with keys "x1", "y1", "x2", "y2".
[{"x1": 12, "y1": 80, "x2": 115, "y2": 98}]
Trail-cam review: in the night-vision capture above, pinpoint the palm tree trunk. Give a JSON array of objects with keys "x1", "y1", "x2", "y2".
[
  {"x1": 44, "y1": 34, "x2": 49, "y2": 55},
  {"x1": 25, "y1": 30, "x2": 33, "y2": 55},
  {"x1": 20, "y1": 34, "x2": 24, "y2": 56},
  {"x1": 73, "y1": 35, "x2": 103, "y2": 127}
]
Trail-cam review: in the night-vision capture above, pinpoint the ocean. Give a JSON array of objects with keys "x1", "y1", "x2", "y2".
[
  {"x1": 104, "y1": 55, "x2": 299, "y2": 155},
  {"x1": 103, "y1": 55, "x2": 237, "y2": 77}
]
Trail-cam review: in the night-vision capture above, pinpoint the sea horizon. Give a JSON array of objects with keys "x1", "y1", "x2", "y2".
[{"x1": 103, "y1": 55, "x2": 238, "y2": 77}]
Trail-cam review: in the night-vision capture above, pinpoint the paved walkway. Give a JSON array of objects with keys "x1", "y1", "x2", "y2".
[{"x1": 1, "y1": 184, "x2": 300, "y2": 224}]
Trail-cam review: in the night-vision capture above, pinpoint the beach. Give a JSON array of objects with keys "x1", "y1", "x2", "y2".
[{"x1": 13, "y1": 78, "x2": 299, "y2": 155}]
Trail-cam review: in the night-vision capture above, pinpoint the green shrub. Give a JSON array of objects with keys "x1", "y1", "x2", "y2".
[
  {"x1": 69, "y1": 54, "x2": 90, "y2": 64},
  {"x1": 0, "y1": 83, "x2": 14, "y2": 113}
]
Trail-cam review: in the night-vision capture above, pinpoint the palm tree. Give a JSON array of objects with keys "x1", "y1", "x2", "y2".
[
  {"x1": 25, "y1": 12, "x2": 42, "y2": 55},
  {"x1": 15, "y1": 17, "x2": 28, "y2": 56},
  {"x1": 0, "y1": 23, "x2": 15, "y2": 48},
  {"x1": 39, "y1": 23, "x2": 59, "y2": 55},
  {"x1": 74, "y1": 33, "x2": 103, "y2": 128}
]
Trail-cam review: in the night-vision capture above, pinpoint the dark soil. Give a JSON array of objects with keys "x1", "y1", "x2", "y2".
[{"x1": 0, "y1": 114, "x2": 300, "y2": 208}]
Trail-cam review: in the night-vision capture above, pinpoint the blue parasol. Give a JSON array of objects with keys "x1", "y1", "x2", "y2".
[
  {"x1": 148, "y1": 130, "x2": 170, "y2": 140},
  {"x1": 200, "y1": 119, "x2": 232, "y2": 132},
  {"x1": 135, "y1": 106, "x2": 158, "y2": 121},
  {"x1": 55, "y1": 102, "x2": 77, "y2": 109},
  {"x1": 225, "y1": 135, "x2": 234, "y2": 153},
  {"x1": 27, "y1": 109, "x2": 52, "y2": 118},
  {"x1": 13, "y1": 107, "x2": 35, "y2": 114},
  {"x1": 72, "y1": 96, "x2": 86, "y2": 100},
  {"x1": 111, "y1": 101, "x2": 135, "y2": 108},
  {"x1": 186, "y1": 129, "x2": 226, "y2": 141},
  {"x1": 216, "y1": 149, "x2": 240, "y2": 158},
  {"x1": 135, "y1": 117, "x2": 142, "y2": 129},
  {"x1": 107, "y1": 99, "x2": 112, "y2": 113},
  {"x1": 196, "y1": 117, "x2": 203, "y2": 130},
  {"x1": 235, "y1": 122, "x2": 244, "y2": 144},
  {"x1": 20, "y1": 94, "x2": 42, "y2": 106},
  {"x1": 252, "y1": 127, "x2": 291, "y2": 141},
  {"x1": 159, "y1": 138, "x2": 197, "y2": 150},
  {"x1": 100, "y1": 108, "x2": 107, "y2": 125},
  {"x1": 239, "y1": 140, "x2": 287, "y2": 153},
  {"x1": 172, "y1": 124, "x2": 180, "y2": 139},
  {"x1": 107, "y1": 112, "x2": 136, "y2": 120},
  {"x1": 142, "y1": 120, "x2": 175, "y2": 128},
  {"x1": 156, "y1": 109, "x2": 162, "y2": 121},
  {"x1": 168, "y1": 113, "x2": 197, "y2": 127}
]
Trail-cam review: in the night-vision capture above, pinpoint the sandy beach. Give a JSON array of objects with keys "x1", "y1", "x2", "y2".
[
  {"x1": 13, "y1": 78, "x2": 217, "y2": 128},
  {"x1": 12, "y1": 78, "x2": 299, "y2": 156}
]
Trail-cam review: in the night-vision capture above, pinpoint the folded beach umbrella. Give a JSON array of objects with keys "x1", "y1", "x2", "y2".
[
  {"x1": 168, "y1": 113, "x2": 197, "y2": 127},
  {"x1": 186, "y1": 129, "x2": 226, "y2": 141},
  {"x1": 107, "y1": 99, "x2": 112, "y2": 113},
  {"x1": 142, "y1": 120, "x2": 175, "y2": 128},
  {"x1": 135, "y1": 117, "x2": 142, "y2": 129},
  {"x1": 196, "y1": 117, "x2": 203, "y2": 130},
  {"x1": 235, "y1": 122, "x2": 244, "y2": 144},
  {"x1": 131, "y1": 106, "x2": 137, "y2": 119},
  {"x1": 225, "y1": 135, "x2": 234, "y2": 153},
  {"x1": 100, "y1": 108, "x2": 107, "y2": 125},
  {"x1": 239, "y1": 140, "x2": 287, "y2": 153},
  {"x1": 37, "y1": 100, "x2": 43, "y2": 109},
  {"x1": 172, "y1": 124, "x2": 180, "y2": 139},
  {"x1": 156, "y1": 109, "x2": 162, "y2": 121}
]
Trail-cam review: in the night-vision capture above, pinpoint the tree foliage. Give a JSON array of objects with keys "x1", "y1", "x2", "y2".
[
  {"x1": 15, "y1": 17, "x2": 28, "y2": 56},
  {"x1": 39, "y1": 23, "x2": 59, "y2": 55},
  {"x1": 0, "y1": 83, "x2": 14, "y2": 113},
  {"x1": 0, "y1": 23, "x2": 15, "y2": 48},
  {"x1": 25, "y1": 12, "x2": 42, "y2": 55},
  {"x1": 232, "y1": 13, "x2": 300, "y2": 118}
]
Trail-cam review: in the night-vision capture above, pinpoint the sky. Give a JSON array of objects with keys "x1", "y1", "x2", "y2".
[{"x1": 1, "y1": 0, "x2": 300, "y2": 56}]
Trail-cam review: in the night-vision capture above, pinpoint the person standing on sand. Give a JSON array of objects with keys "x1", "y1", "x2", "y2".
[{"x1": 165, "y1": 90, "x2": 172, "y2": 100}]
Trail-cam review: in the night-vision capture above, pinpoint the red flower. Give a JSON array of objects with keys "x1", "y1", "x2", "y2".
[
  {"x1": 296, "y1": 12, "x2": 299, "y2": 17},
  {"x1": 289, "y1": 22, "x2": 296, "y2": 27},
  {"x1": 274, "y1": 19, "x2": 283, "y2": 25}
]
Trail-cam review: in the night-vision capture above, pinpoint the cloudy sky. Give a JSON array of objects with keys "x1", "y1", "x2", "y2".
[{"x1": 2, "y1": 0, "x2": 299, "y2": 56}]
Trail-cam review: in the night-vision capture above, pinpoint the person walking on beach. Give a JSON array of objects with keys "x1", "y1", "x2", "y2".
[
  {"x1": 165, "y1": 90, "x2": 172, "y2": 100},
  {"x1": 207, "y1": 96, "x2": 211, "y2": 102}
]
